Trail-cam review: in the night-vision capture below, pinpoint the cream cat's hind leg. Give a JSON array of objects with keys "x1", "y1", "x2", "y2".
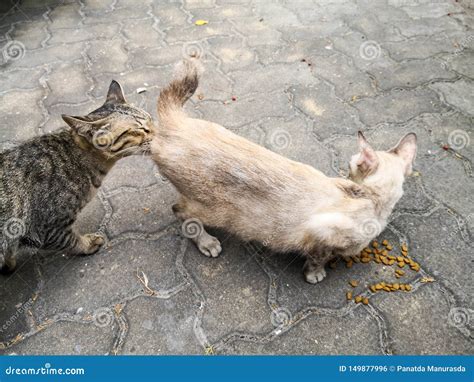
[{"x1": 172, "y1": 198, "x2": 222, "y2": 258}]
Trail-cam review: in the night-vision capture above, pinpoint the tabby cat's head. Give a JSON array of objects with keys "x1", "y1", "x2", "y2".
[{"x1": 62, "y1": 80, "x2": 154, "y2": 159}]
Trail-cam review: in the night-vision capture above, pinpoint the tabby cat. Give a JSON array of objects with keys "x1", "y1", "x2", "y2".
[{"x1": 0, "y1": 81, "x2": 153, "y2": 273}]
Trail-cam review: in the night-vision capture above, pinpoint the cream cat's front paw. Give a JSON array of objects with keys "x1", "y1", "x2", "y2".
[
  {"x1": 304, "y1": 268, "x2": 327, "y2": 284},
  {"x1": 197, "y1": 232, "x2": 222, "y2": 258}
]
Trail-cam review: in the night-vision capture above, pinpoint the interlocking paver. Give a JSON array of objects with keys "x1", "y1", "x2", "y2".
[{"x1": 0, "y1": 0, "x2": 472, "y2": 355}]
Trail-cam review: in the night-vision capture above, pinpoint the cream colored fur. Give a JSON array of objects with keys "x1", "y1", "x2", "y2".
[{"x1": 151, "y1": 59, "x2": 417, "y2": 284}]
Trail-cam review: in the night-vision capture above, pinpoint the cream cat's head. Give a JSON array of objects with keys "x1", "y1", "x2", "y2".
[
  {"x1": 62, "y1": 80, "x2": 154, "y2": 159},
  {"x1": 348, "y1": 131, "x2": 417, "y2": 194}
]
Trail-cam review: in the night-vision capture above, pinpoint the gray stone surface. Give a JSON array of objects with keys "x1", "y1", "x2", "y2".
[{"x1": 0, "y1": 0, "x2": 472, "y2": 355}]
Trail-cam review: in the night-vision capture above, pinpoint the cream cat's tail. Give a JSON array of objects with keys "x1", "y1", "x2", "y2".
[{"x1": 157, "y1": 58, "x2": 201, "y2": 120}]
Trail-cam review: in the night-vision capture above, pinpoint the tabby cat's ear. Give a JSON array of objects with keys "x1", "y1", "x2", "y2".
[
  {"x1": 62, "y1": 115, "x2": 102, "y2": 137},
  {"x1": 105, "y1": 80, "x2": 126, "y2": 104}
]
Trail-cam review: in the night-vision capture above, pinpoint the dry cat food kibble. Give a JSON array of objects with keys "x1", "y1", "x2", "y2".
[{"x1": 345, "y1": 240, "x2": 423, "y2": 304}]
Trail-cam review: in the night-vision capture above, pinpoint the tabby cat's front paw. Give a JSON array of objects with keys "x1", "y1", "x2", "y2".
[{"x1": 82, "y1": 233, "x2": 105, "y2": 255}]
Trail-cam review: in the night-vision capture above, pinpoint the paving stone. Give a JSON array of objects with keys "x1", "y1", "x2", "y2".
[
  {"x1": 445, "y1": 51, "x2": 474, "y2": 79},
  {"x1": 122, "y1": 19, "x2": 164, "y2": 50},
  {"x1": 390, "y1": 210, "x2": 473, "y2": 307},
  {"x1": 48, "y1": 2, "x2": 82, "y2": 30},
  {"x1": 259, "y1": 116, "x2": 334, "y2": 176},
  {"x1": 122, "y1": 291, "x2": 203, "y2": 354},
  {"x1": 371, "y1": 58, "x2": 458, "y2": 91},
  {"x1": 87, "y1": 39, "x2": 129, "y2": 74},
  {"x1": 4, "y1": 42, "x2": 86, "y2": 69},
  {"x1": 32, "y1": 231, "x2": 186, "y2": 321},
  {"x1": 44, "y1": 62, "x2": 92, "y2": 106},
  {"x1": 353, "y1": 88, "x2": 447, "y2": 126},
  {"x1": 6, "y1": 321, "x2": 114, "y2": 355},
  {"x1": 165, "y1": 21, "x2": 235, "y2": 44},
  {"x1": 430, "y1": 79, "x2": 474, "y2": 116},
  {"x1": 10, "y1": 20, "x2": 48, "y2": 50},
  {"x1": 196, "y1": 90, "x2": 291, "y2": 128},
  {"x1": 184, "y1": 238, "x2": 273, "y2": 344},
  {"x1": 0, "y1": 89, "x2": 44, "y2": 141},
  {"x1": 231, "y1": 17, "x2": 282, "y2": 46},
  {"x1": 229, "y1": 62, "x2": 318, "y2": 96},
  {"x1": 207, "y1": 36, "x2": 256, "y2": 72},
  {"x1": 47, "y1": 24, "x2": 120, "y2": 44},
  {"x1": 0, "y1": 67, "x2": 44, "y2": 92},
  {"x1": 105, "y1": 182, "x2": 177, "y2": 239},
  {"x1": 0, "y1": 261, "x2": 39, "y2": 344},
  {"x1": 224, "y1": 307, "x2": 381, "y2": 354},
  {"x1": 150, "y1": 3, "x2": 188, "y2": 30},
  {"x1": 373, "y1": 286, "x2": 472, "y2": 354},
  {"x1": 290, "y1": 83, "x2": 362, "y2": 139}
]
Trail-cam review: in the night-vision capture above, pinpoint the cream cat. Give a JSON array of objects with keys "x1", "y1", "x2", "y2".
[{"x1": 150, "y1": 59, "x2": 417, "y2": 284}]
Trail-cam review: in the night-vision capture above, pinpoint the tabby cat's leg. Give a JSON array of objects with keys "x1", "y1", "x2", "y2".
[
  {"x1": 303, "y1": 249, "x2": 334, "y2": 284},
  {"x1": 43, "y1": 228, "x2": 104, "y2": 256},
  {"x1": 172, "y1": 197, "x2": 222, "y2": 258},
  {"x1": 0, "y1": 241, "x2": 19, "y2": 274}
]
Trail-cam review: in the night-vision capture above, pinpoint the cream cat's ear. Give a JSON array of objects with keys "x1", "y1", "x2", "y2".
[
  {"x1": 356, "y1": 131, "x2": 379, "y2": 174},
  {"x1": 388, "y1": 133, "x2": 417, "y2": 175},
  {"x1": 105, "y1": 80, "x2": 126, "y2": 104}
]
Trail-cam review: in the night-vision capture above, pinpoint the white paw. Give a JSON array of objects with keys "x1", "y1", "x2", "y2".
[
  {"x1": 304, "y1": 268, "x2": 327, "y2": 284},
  {"x1": 197, "y1": 234, "x2": 222, "y2": 258}
]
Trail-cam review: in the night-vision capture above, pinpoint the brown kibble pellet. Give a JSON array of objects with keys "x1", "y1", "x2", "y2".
[
  {"x1": 386, "y1": 244, "x2": 393, "y2": 251},
  {"x1": 349, "y1": 280, "x2": 359, "y2": 288},
  {"x1": 396, "y1": 269, "x2": 405, "y2": 276},
  {"x1": 397, "y1": 256, "x2": 404, "y2": 262},
  {"x1": 401, "y1": 244, "x2": 408, "y2": 252},
  {"x1": 362, "y1": 298, "x2": 369, "y2": 305},
  {"x1": 372, "y1": 241, "x2": 379, "y2": 248},
  {"x1": 405, "y1": 285, "x2": 412, "y2": 291},
  {"x1": 404, "y1": 258, "x2": 411, "y2": 264},
  {"x1": 388, "y1": 255, "x2": 396, "y2": 261},
  {"x1": 400, "y1": 284, "x2": 406, "y2": 291},
  {"x1": 381, "y1": 250, "x2": 389, "y2": 256},
  {"x1": 382, "y1": 239, "x2": 389, "y2": 246},
  {"x1": 355, "y1": 296, "x2": 363, "y2": 303},
  {"x1": 375, "y1": 256, "x2": 381, "y2": 264},
  {"x1": 388, "y1": 259, "x2": 395, "y2": 266},
  {"x1": 375, "y1": 284, "x2": 383, "y2": 290},
  {"x1": 402, "y1": 250, "x2": 408, "y2": 257},
  {"x1": 346, "y1": 260, "x2": 353, "y2": 268},
  {"x1": 370, "y1": 285, "x2": 377, "y2": 293},
  {"x1": 392, "y1": 283, "x2": 400, "y2": 290},
  {"x1": 383, "y1": 286, "x2": 391, "y2": 292},
  {"x1": 364, "y1": 248, "x2": 372, "y2": 254},
  {"x1": 361, "y1": 257, "x2": 371, "y2": 263},
  {"x1": 346, "y1": 291, "x2": 353, "y2": 300},
  {"x1": 398, "y1": 261, "x2": 405, "y2": 268}
]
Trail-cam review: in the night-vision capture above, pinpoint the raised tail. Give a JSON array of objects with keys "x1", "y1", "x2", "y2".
[{"x1": 157, "y1": 58, "x2": 200, "y2": 119}]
